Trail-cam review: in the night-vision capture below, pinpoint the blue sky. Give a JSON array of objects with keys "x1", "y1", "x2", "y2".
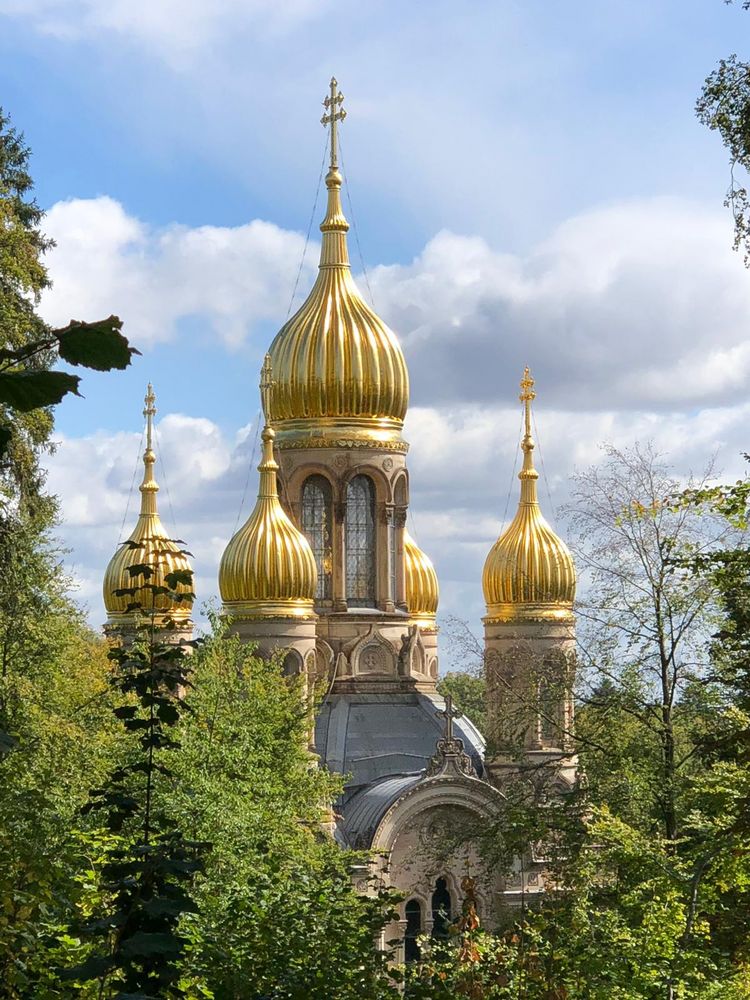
[{"x1": 3, "y1": 0, "x2": 750, "y2": 652}]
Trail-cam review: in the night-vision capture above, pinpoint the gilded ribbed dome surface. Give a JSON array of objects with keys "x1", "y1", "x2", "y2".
[
  {"x1": 266, "y1": 81, "x2": 408, "y2": 449},
  {"x1": 404, "y1": 530, "x2": 438, "y2": 621},
  {"x1": 483, "y1": 370, "x2": 576, "y2": 622},
  {"x1": 219, "y1": 426, "x2": 317, "y2": 617},
  {"x1": 104, "y1": 386, "x2": 193, "y2": 624}
]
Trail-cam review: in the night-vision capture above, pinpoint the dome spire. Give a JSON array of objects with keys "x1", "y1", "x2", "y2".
[
  {"x1": 139, "y1": 382, "x2": 158, "y2": 515},
  {"x1": 264, "y1": 78, "x2": 409, "y2": 448},
  {"x1": 319, "y1": 76, "x2": 350, "y2": 268},
  {"x1": 482, "y1": 368, "x2": 576, "y2": 622},
  {"x1": 519, "y1": 366, "x2": 539, "y2": 506},
  {"x1": 103, "y1": 384, "x2": 194, "y2": 628},
  {"x1": 218, "y1": 359, "x2": 317, "y2": 616}
]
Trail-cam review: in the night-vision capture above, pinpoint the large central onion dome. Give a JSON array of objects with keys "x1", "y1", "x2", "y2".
[
  {"x1": 404, "y1": 530, "x2": 439, "y2": 623},
  {"x1": 103, "y1": 385, "x2": 193, "y2": 627},
  {"x1": 219, "y1": 423, "x2": 317, "y2": 618},
  {"x1": 265, "y1": 80, "x2": 408, "y2": 450},
  {"x1": 483, "y1": 369, "x2": 576, "y2": 623}
]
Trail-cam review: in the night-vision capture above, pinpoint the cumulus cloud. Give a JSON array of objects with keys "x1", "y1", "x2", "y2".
[
  {"x1": 45, "y1": 397, "x2": 750, "y2": 645},
  {"x1": 0, "y1": 0, "x2": 328, "y2": 61},
  {"x1": 41, "y1": 196, "x2": 316, "y2": 349},
  {"x1": 372, "y1": 198, "x2": 750, "y2": 411},
  {"x1": 41, "y1": 196, "x2": 750, "y2": 412},
  {"x1": 38, "y1": 193, "x2": 750, "y2": 657}
]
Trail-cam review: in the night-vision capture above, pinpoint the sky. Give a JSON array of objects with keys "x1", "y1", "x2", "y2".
[{"x1": 3, "y1": 0, "x2": 750, "y2": 661}]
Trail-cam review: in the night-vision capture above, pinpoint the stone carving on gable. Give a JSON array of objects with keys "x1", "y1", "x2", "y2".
[
  {"x1": 315, "y1": 637, "x2": 334, "y2": 682},
  {"x1": 350, "y1": 627, "x2": 396, "y2": 675}
]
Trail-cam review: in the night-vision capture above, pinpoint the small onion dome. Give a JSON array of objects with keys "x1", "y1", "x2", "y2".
[
  {"x1": 265, "y1": 80, "x2": 408, "y2": 450},
  {"x1": 404, "y1": 529, "x2": 439, "y2": 623},
  {"x1": 103, "y1": 385, "x2": 193, "y2": 626},
  {"x1": 482, "y1": 369, "x2": 576, "y2": 623},
  {"x1": 219, "y1": 426, "x2": 317, "y2": 618}
]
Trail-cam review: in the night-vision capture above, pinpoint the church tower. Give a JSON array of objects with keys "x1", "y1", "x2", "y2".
[
  {"x1": 482, "y1": 369, "x2": 577, "y2": 788},
  {"x1": 234, "y1": 78, "x2": 439, "y2": 692},
  {"x1": 103, "y1": 384, "x2": 194, "y2": 644},
  {"x1": 219, "y1": 358, "x2": 319, "y2": 675}
]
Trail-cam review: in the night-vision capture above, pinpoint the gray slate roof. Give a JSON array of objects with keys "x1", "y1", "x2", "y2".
[{"x1": 315, "y1": 691, "x2": 486, "y2": 846}]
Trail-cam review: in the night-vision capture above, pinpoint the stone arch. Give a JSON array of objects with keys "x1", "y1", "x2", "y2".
[
  {"x1": 281, "y1": 648, "x2": 303, "y2": 677},
  {"x1": 350, "y1": 628, "x2": 396, "y2": 676},
  {"x1": 392, "y1": 470, "x2": 409, "y2": 507}
]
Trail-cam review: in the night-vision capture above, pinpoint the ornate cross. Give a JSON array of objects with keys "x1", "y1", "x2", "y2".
[
  {"x1": 519, "y1": 366, "x2": 535, "y2": 440},
  {"x1": 143, "y1": 383, "x2": 156, "y2": 451},
  {"x1": 437, "y1": 693, "x2": 461, "y2": 741},
  {"x1": 260, "y1": 353, "x2": 274, "y2": 419},
  {"x1": 321, "y1": 76, "x2": 346, "y2": 170}
]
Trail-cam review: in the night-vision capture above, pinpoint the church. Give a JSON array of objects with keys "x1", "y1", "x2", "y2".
[{"x1": 101, "y1": 80, "x2": 580, "y2": 963}]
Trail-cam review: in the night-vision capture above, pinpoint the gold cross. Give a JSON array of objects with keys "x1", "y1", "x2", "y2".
[
  {"x1": 260, "y1": 353, "x2": 275, "y2": 419},
  {"x1": 143, "y1": 383, "x2": 156, "y2": 451},
  {"x1": 519, "y1": 366, "x2": 536, "y2": 403},
  {"x1": 321, "y1": 76, "x2": 346, "y2": 170},
  {"x1": 437, "y1": 693, "x2": 461, "y2": 741}
]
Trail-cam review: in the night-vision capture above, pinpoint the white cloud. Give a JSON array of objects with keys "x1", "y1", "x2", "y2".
[
  {"x1": 42, "y1": 196, "x2": 316, "y2": 350},
  {"x1": 372, "y1": 198, "x2": 750, "y2": 411},
  {"x1": 42, "y1": 195, "x2": 750, "y2": 412},
  {"x1": 39, "y1": 193, "x2": 750, "y2": 656},
  {"x1": 0, "y1": 0, "x2": 328, "y2": 62}
]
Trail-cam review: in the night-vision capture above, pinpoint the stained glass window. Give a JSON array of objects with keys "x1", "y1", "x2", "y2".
[
  {"x1": 301, "y1": 475, "x2": 333, "y2": 602},
  {"x1": 345, "y1": 475, "x2": 376, "y2": 607}
]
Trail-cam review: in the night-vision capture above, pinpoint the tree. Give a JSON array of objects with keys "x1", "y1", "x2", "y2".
[
  {"x1": 63, "y1": 560, "x2": 206, "y2": 999},
  {"x1": 697, "y1": 2, "x2": 750, "y2": 261},
  {"x1": 169, "y1": 621, "x2": 400, "y2": 1000}
]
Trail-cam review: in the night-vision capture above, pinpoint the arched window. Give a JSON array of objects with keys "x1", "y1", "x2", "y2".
[
  {"x1": 404, "y1": 899, "x2": 422, "y2": 963},
  {"x1": 345, "y1": 475, "x2": 376, "y2": 607},
  {"x1": 431, "y1": 877, "x2": 452, "y2": 940},
  {"x1": 301, "y1": 476, "x2": 333, "y2": 602}
]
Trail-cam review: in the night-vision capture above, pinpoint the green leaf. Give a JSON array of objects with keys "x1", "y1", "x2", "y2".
[
  {"x1": 119, "y1": 931, "x2": 183, "y2": 958},
  {"x1": 126, "y1": 564, "x2": 155, "y2": 580},
  {"x1": 54, "y1": 315, "x2": 139, "y2": 371},
  {"x1": 165, "y1": 569, "x2": 193, "y2": 589},
  {"x1": 0, "y1": 370, "x2": 81, "y2": 411}
]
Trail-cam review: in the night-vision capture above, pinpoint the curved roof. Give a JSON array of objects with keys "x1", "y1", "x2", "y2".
[
  {"x1": 315, "y1": 691, "x2": 485, "y2": 793},
  {"x1": 341, "y1": 774, "x2": 423, "y2": 848}
]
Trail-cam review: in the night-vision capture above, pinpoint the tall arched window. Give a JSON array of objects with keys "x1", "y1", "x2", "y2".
[
  {"x1": 345, "y1": 475, "x2": 376, "y2": 607},
  {"x1": 431, "y1": 877, "x2": 452, "y2": 940},
  {"x1": 404, "y1": 899, "x2": 422, "y2": 963},
  {"x1": 301, "y1": 476, "x2": 333, "y2": 602}
]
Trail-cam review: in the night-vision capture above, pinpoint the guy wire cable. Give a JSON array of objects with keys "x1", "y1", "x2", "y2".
[
  {"x1": 233, "y1": 412, "x2": 262, "y2": 534},
  {"x1": 531, "y1": 410, "x2": 556, "y2": 516},
  {"x1": 501, "y1": 409, "x2": 525, "y2": 526},
  {"x1": 338, "y1": 134, "x2": 376, "y2": 309},
  {"x1": 153, "y1": 421, "x2": 178, "y2": 540},
  {"x1": 285, "y1": 132, "x2": 329, "y2": 321},
  {"x1": 117, "y1": 423, "x2": 145, "y2": 545}
]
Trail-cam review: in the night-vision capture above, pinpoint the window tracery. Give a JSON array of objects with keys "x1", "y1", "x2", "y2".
[
  {"x1": 345, "y1": 475, "x2": 376, "y2": 607},
  {"x1": 301, "y1": 475, "x2": 333, "y2": 602}
]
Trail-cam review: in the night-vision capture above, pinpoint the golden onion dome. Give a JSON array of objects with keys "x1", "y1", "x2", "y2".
[
  {"x1": 404, "y1": 529, "x2": 439, "y2": 623},
  {"x1": 103, "y1": 385, "x2": 193, "y2": 626},
  {"x1": 265, "y1": 78, "x2": 409, "y2": 450},
  {"x1": 483, "y1": 369, "x2": 576, "y2": 623},
  {"x1": 219, "y1": 419, "x2": 317, "y2": 619}
]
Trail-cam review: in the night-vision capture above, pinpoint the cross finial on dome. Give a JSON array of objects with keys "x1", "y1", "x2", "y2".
[
  {"x1": 143, "y1": 383, "x2": 156, "y2": 452},
  {"x1": 321, "y1": 76, "x2": 346, "y2": 171},
  {"x1": 437, "y1": 693, "x2": 461, "y2": 741},
  {"x1": 260, "y1": 353, "x2": 275, "y2": 421},
  {"x1": 519, "y1": 366, "x2": 536, "y2": 454}
]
